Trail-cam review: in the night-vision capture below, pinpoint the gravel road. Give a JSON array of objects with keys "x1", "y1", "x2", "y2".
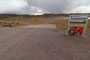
[
  {"x1": 0, "y1": 27, "x2": 90, "y2": 60},
  {"x1": 20, "y1": 24, "x2": 56, "y2": 29}
]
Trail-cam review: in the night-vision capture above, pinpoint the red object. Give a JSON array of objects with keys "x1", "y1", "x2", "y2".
[
  {"x1": 73, "y1": 26, "x2": 78, "y2": 35},
  {"x1": 8, "y1": 23, "x2": 12, "y2": 27},
  {"x1": 78, "y1": 26, "x2": 83, "y2": 36}
]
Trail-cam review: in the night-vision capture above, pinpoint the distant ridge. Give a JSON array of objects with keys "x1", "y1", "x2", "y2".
[{"x1": 0, "y1": 13, "x2": 90, "y2": 20}]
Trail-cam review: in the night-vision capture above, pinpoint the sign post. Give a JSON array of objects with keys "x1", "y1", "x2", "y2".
[{"x1": 66, "y1": 15, "x2": 88, "y2": 37}]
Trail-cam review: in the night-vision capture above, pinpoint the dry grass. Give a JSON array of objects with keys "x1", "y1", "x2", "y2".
[
  {"x1": 0, "y1": 17, "x2": 90, "y2": 28},
  {"x1": 0, "y1": 20, "x2": 26, "y2": 27},
  {"x1": 0, "y1": 25, "x2": 2, "y2": 27},
  {"x1": 53, "y1": 19, "x2": 90, "y2": 30},
  {"x1": 53, "y1": 19, "x2": 68, "y2": 30},
  {"x1": 0, "y1": 22, "x2": 26, "y2": 27},
  {"x1": 1, "y1": 17, "x2": 46, "y2": 24},
  {"x1": 0, "y1": 24, "x2": 26, "y2": 27},
  {"x1": 13, "y1": 24, "x2": 27, "y2": 27},
  {"x1": 19, "y1": 20, "x2": 46, "y2": 24}
]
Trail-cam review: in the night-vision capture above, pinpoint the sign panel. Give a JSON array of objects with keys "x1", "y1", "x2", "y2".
[{"x1": 70, "y1": 16, "x2": 87, "y2": 23}]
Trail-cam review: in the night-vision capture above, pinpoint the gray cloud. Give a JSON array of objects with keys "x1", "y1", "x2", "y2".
[
  {"x1": 0, "y1": 0, "x2": 90, "y2": 15},
  {"x1": 26, "y1": 0, "x2": 90, "y2": 13}
]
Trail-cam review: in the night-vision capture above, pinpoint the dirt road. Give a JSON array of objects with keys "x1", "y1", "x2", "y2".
[
  {"x1": 0, "y1": 27, "x2": 90, "y2": 60},
  {"x1": 20, "y1": 24, "x2": 56, "y2": 29}
]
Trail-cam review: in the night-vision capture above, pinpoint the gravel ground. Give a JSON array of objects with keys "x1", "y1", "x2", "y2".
[
  {"x1": 0, "y1": 27, "x2": 90, "y2": 60},
  {"x1": 20, "y1": 24, "x2": 56, "y2": 29}
]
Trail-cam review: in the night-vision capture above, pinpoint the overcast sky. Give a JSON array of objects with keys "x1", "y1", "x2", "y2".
[{"x1": 0, "y1": 0, "x2": 90, "y2": 15}]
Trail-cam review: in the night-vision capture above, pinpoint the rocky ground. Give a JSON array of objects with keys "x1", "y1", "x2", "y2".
[{"x1": 0, "y1": 27, "x2": 90, "y2": 60}]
